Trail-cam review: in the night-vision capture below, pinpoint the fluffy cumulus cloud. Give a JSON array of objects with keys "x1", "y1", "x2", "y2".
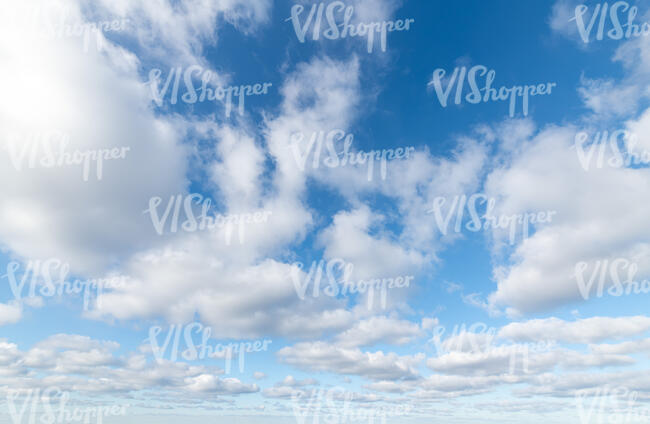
[
  {"x1": 334, "y1": 315, "x2": 424, "y2": 348},
  {"x1": 0, "y1": 0, "x2": 190, "y2": 275},
  {"x1": 84, "y1": 56, "x2": 369, "y2": 339},
  {"x1": 0, "y1": 334, "x2": 258, "y2": 399},
  {"x1": 482, "y1": 119, "x2": 650, "y2": 315},
  {"x1": 278, "y1": 341, "x2": 424, "y2": 380},
  {"x1": 0, "y1": 0, "x2": 273, "y2": 276},
  {"x1": 83, "y1": 0, "x2": 272, "y2": 65},
  {"x1": 0, "y1": 301, "x2": 23, "y2": 326}
]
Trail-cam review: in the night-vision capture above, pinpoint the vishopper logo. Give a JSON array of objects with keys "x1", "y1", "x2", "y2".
[
  {"x1": 290, "y1": 258, "x2": 413, "y2": 310},
  {"x1": 426, "y1": 193, "x2": 556, "y2": 245},
  {"x1": 570, "y1": 2, "x2": 650, "y2": 44},
  {"x1": 6, "y1": 387, "x2": 129, "y2": 424},
  {"x1": 1, "y1": 259, "x2": 128, "y2": 311},
  {"x1": 575, "y1": 385, "x2": 650, "y2": 424},
  {"x1": 147, "y1": 65, "x2": 272, "y2": 118},
  {"x1": 575, "y1": 258, "x2": 650, "y2": 300},
  {"x1": 428, "y1": 65, "x2": 556, "y2": 117},
  {"x1": 289, "y1": 130, "x2": 415, "y2": 181},
  {"x1": 3, "y1": 131, "x2": 130, "y2": 182},
  {"x1": 291, "y1": 386, "x2": 412, "y2": 424},
  {"x1": 428, "y1": 322, "x2": 556, "y2": 375},
  {"x1": 3, "y1": 4, "x2": 129, "y2": 53},
  {"x1": 143, "y1": 193, "x2": 273, "y2": 243},
  {"x1": 574, "y1": 130, "x2": 650, "y2": 171},
  {"x1": 147, "y1": 323, "x2": 272, "y2": 374},
  {"x1": 286, "y1": 1, "x2": 415, "y2": 53}
]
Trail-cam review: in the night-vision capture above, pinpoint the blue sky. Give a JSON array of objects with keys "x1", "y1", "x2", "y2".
[{"x1": 1, "y1": 0, "x2": 650, "y2": 423}]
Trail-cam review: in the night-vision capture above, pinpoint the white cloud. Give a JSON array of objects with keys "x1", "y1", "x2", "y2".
[
  {"x1": 278, "y1": 342, "x2": 424, "y2": 380},
  {"x1": 185, "y1": 374, "x2": 258, "y2": 394},
  {"x1": 578, "y1": 76, "x2": 640, "y2": 118},
  {"x1": 426, "y1": 345, "x2": 633, "y2": 377},
  {"x1": 334, "y1": 316, "x2": 423, "y2": 348},
  {"x1": 319, "y1": 207, "x2": 426, "y2": 279},
  {"x1": 261, "y1": 375, "x2": 318, "y2": 399},
  {"x1": 0, "y1": 301, "x2": 22, "y2": 326},
  {"x1": 0, "y1": 334, "x2": 259, "y2": 399},
  {"x1": 484, "y1": 122, "x2": 650, "y2": 314},
  {"x1": 86, "y1": 0, "x2": 272, "y2": 65},
  {"x1": 262, "y1": 385, "x2": 304, "y2": 399},
  {"x1": 83, "y1": 56, "x2": 369, "y2": 339},
  {"x1": 0, "y1": 0, "x2": 189, "y2": 275},
  {"x1": 499, "y1": 316, "x2": 650, "y2": 344},
  {"x1": 590, "y1": 338, "x2": 650, "y2": 355}
]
